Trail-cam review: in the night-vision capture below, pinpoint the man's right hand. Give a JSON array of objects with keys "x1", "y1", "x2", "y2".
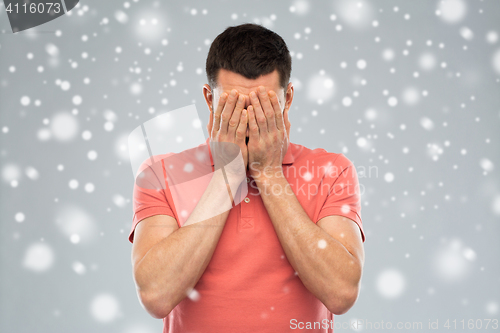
[{"x1": 210, "y1": 89, "x2": 249, "y2": 171}]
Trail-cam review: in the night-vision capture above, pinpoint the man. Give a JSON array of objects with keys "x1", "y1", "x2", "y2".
[{"x1": 129, "y1": 23, "x2": 365, "y2": 332}]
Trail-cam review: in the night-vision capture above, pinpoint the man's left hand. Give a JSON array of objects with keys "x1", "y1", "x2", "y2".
[{"x1": 247, "y1": 86, "x2": 288, "y2": 180}]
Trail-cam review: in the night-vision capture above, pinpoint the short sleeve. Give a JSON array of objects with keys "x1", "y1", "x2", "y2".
[
  {"x1": 317, "y1": 153, "x2": 365, "y2": 243},
  {"x1": 128, "y1": 157, "x2": 177, "y2": 244}
]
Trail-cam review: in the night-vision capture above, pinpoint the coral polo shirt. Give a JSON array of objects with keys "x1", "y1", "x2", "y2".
[{"x1": 129, "y1": 140, "x2": 365, "y2": 333}]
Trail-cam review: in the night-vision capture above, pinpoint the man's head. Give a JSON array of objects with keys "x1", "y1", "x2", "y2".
[{"x1": 203, "y1": 23, "x2": 294, "y2": 135}]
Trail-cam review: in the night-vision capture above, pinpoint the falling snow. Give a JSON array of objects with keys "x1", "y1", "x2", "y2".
[
  {"x1": 23, "y1": 242, "x2": 55, "y2": 272},
  {"x1": 376, "y1": 268, "x2": 406, "y2": 298},
  {"x1": 90, "y1": 293, "x2": 120, "y2": 322},
  {"x1": 1, "y1": 0, "x2": 498, "y2": 330}
]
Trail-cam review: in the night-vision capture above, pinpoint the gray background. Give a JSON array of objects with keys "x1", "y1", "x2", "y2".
[{"x1": 1, "y1": 0, "x2": 499, "y2": 332}]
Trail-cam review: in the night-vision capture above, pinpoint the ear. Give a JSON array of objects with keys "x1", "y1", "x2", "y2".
[
  {"x1": 203, "y1": 84, "x2": 214, "y2": 137},
  {"x1": 203, "y1": 84, "x2": 214, "y2": 113},
  {"x1": 283, "y1": 82, "x2": 293, "y2": 137},
  {"x1": 284, "y1": 82, "x2": 294, "y2": 112}
]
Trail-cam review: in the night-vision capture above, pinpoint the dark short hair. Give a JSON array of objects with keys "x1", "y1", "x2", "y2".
[{"x1": 206, "y1": 23, "x2": 292, "y2": 92}]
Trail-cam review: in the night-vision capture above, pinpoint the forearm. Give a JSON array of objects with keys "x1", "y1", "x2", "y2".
[
  {"x1": 134, "y1": 170, "x2": 240, "y2": 316},
  {"x1": 255, "y1": 174, "x2": 361, "y2": 312},
  {"x1": 135, "y1": 212, "x2": 228, "y2": 317}
]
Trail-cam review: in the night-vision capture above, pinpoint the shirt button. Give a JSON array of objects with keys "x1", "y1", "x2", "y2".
[
  {"x1": 244, "y1": 197, "x2": 250, "y2": 203},
  {"x1": 246, "y1": 177, "x2": 251, "y2": 183}
]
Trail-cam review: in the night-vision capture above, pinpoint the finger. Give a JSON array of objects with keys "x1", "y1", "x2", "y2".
[
  {"x1": 227, "y1": 93, "x2": 245, "y2": 139},
  {"x1": 268, "y1": 90, "x2": 284, "y2": 131},
  {"x1": 249, "y1": 90, "x2": 268, "y2": 133},
  {"x1": 212, "y1": 92, "x2": 228, "y2": 137},
  {"x1": 247, "y1": 105, "x2": 260, "y2": 142},
  {"x1": 258, "y1": 86, "x2": 275, "y2": 131},
  {"x1": 235, "y1": 109, "x2": 247, "y2": 144},
  {"x1": 220, "y1": 89, "x2": 239, "y2": 135}
]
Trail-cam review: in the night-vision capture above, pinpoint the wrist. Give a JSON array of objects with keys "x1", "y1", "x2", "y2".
[
  {"x1": 223, "y1": 168, "x2": 246, "y2": 186},
  {"x1": 251, "y1": 165, "x2": 286, "y2": 186}
]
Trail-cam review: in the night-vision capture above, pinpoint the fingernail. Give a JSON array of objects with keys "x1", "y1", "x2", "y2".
[
  {"x1": 259, "y1": 86, "x2": 266, "y2": 93},
  {"x1": 231, "y1": 89, "x2": 237, "y2": 97},
  {"x1": 250, "y1": 91, "x2": 256, "y2": 99}
]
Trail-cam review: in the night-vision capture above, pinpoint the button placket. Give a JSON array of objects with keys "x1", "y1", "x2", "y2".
[{"x1": 239, "y1": 174, "x2": 254, "y2": 230}]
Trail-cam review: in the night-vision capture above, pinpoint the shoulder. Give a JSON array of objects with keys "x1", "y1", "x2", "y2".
[
  {"x1": 288, "y1": 142, "x2": 353, "y2": 168},
  {"x1": 135, "y1": 143, "x2": 210, "y2": 175},
  {"x1": 136, "y1": 153, "x2": 171, "y2": 171}
]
